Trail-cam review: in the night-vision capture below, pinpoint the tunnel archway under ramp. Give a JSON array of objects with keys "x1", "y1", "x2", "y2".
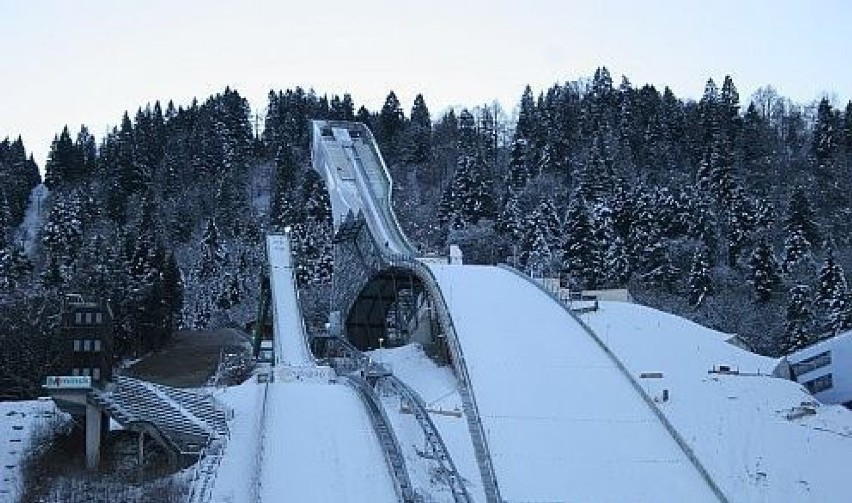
[{"x1": 345, "y1": 266, "x2": 450, "y2": 363}]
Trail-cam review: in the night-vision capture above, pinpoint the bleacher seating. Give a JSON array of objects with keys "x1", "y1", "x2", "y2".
[{"x1": 88, "y1": 376, "x2": 229, "y2": 457}]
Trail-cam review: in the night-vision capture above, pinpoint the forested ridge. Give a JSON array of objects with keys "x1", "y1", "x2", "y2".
[{"x1": 2, "y1": 68, "x2": 852, "y2": 398}]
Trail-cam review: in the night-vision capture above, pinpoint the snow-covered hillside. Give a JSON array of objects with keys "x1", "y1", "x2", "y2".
[{"x1": 581, "y1": 301, "x2": 852, "y2": 502}]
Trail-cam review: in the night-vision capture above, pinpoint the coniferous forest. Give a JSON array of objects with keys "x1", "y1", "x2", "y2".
[{"x1": 2, "y1": 68, "x2": 852, "y2": 398}]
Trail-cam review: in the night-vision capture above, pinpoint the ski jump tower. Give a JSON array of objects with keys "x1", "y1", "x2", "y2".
[{"x1": 310, "y1": 120, "x2": 504, "y2": 501}]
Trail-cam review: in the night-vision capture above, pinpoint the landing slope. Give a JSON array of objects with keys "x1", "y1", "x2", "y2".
[
  {"x1": 260, "y1": 382, "x2": 398, "y2": 503},
  {"x1": 430, "y1": 264, "x2": 718, "y2": 502}
]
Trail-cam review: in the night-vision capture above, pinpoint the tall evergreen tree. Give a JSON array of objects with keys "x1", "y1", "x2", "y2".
[
  {"x1": 784, "y1": 285, "x2": 814, "y2": 353},
  {"x1": 687, "y1": 245, "x2": 713, "y2": 307},
  {"x1": 748, "y1": 237, "x2": 780, "y2": 303},
  {"x1": 407, "y1": 94, "x2": 432, "y2": 163},
  {"x1": 378, "y1": 90, "x2": 404, "y2": 157},
  {"x1": 817, "y1": 245, "x2": 852, "y2": 335}
]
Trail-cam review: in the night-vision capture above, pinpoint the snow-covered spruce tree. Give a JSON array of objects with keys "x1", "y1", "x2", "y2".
[
  {"x1": 578, "y1": 134, "x2": 615, "y2": 204},
  {"x1": 0, "y1": 244, "x2": 33, "y2": 291},
  {"x1": 40, "y1": 190, "x2": 85, "y2": 275},
  {"x1": 785, "y1": 188, "x2": 820, "y2": 249},
  {"x1": 438, "y1": 109, "x2": 495, "y2": 230},
  {"x1": 813, "y1": 98, "x2": 839, "y2": 172},
  {"x1": 560, "y1": 195, "x2": 600, "y2": 289},
  {"x1": 406, "y1": 93, "x2": 432, "y2": 164},
  {"x1": 505, "y1": 138, "x2": 529, "y2": 194},
  {"x1": 782, "y1": 228, "x2": 813, "y2": 278},
  {"x1": 197, "y1": 218, "x2": 227, "y2": 279},
  {"x1": 748, "y1": 237, "x2": 780, "y2": 303},
  {"x1": 0, "y1": 192, "x2": 11, "y2": 249},
  {"x1": 495, "y1": 190, "x2": 523, "y2": 245},
  {"x1": 378, "y1": 90, "x2": 405, "y2": 159},
  {"x1": 687, "y1": 246, "x2": 713, "y2": 307},
  {"x1": 524, "y1": 227, "x2": 554, "y2": 278},
  {"x1": 784, "y1": 284, "x2": 815, "y2": 353},
  {"x1": 270, "y1": 144, "x2": 302, "y2": 232},
  {"x1": 292, "y1": 172, "x2": 333, "y2": 285},
  {"x1": 816, "y1": 244, "x2": 852, "y2": 335}
]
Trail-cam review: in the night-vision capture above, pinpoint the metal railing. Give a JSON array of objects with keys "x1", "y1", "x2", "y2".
[
  {"x1": 325, "y1": 337, "x2": 473, "y2": 503},
  {"x1": 341, "y1": 374, "x2": 418, "y2": 503},
  {"x1": 386, "y1": 255, "x2": 502, "y2": 503},
  {"x1": 382, "y1": 375, "x2": 474, "y2": 503},
  {"x1": 496, "y1": 264, "x2": 729, "y2": 503},
  {"x1": 311, "y1": 119, "x2": 501, "y2": 502},
  {"x1": 186, "y1": 434, "x2": 226, "y2": 503}
]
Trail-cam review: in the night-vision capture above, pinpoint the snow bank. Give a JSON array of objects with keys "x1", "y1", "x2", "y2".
[{"x1": 582, "y1": 301, "x2": 852, "y2": 502}]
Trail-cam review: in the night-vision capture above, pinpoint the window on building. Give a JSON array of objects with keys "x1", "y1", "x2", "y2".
[
  {"x1": 83, "y1": 340, "x2": 92, "y2": 352},
  {"x1": 82, "y1": 368, "x2": 91, "y2": 377},
  {"x1": 75, "y1": 312, "x2": 83, "y2": 325},
  {"x1": 803, "y1": 373, "x2": 833, "y2": 394},
  {"x1": 93, "y1": 368, "x2": 101, "y2": 380},
  {"x1": 73, "y1": 340, "x2": 82, "y2": 352},
  {"x1": 72, "y1": 368, "x2": 80, "y2": 376},
  {"x1": 93, "y1": 339, "x2": 102, "y2": 352},
  {"x1": 95, "y1": 312, "x2": 102, "y2": 324},
  {"x1": 792, "y1": 351, "x2": 832, "y2": 377},
  {"x1": 85, "y1": 312, "x2": 93, "y2": 324}
]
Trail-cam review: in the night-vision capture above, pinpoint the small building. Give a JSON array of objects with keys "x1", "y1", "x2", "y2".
[
  {"x1": 57, "y1": 294, "x2": 114, "y2": 385},
  {"x1": 786, "y1": 330, "x2": 852, "y2": 408}
]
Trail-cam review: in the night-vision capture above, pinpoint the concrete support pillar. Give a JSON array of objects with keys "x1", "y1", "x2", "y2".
[
  {"x1": 85, "y1": 403, "x2": 103, "y2": 470},
  {"x1": 137, "y1": 431, "x2": 145, "y2": 484}
]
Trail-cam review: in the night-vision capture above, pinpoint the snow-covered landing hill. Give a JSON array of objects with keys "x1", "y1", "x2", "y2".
[{"x1": 581, "y1": 301, "x2": 852, "y2": 502}]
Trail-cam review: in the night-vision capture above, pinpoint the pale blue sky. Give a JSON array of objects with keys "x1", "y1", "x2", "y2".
[{"x1": 1, "y1": 0, "x2": 850, "y2": 166}]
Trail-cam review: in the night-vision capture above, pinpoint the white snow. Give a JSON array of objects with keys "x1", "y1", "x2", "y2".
[
  {"x1": 430, "y1": 264, "x2": 719, "y2": 502},
  {"x1": 208, "y1": 378, "x2": 398, "y2": 503},
  {"x1": 370, "y1": 344, "x2": 486, "y2": 502},
  {"x1": 260, "y1": 381, "x2": 397, "y2": 502},
  {"x1": 209, "y1": 233, "x2": 398, "y2": 502},
  {"x1": 581, "y1": 301, "x2": 852, "y2": 502}
]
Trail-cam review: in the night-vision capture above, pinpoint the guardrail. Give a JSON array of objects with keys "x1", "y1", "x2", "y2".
[
  {"x1": 387, "y1": 255, "x2": 502, "y2": 503},
  {"x1": 326, "y1": 337, "x2": 473, "y2": 503},
  {"x1": 312, "y1": 119, "x2": 501, "y2": 502},
  {"x1": 496, "y1": 264, "x2": 729, "y2": 503},
  {"x1": 382, "y1": 375, "x2": 474, "y2": 503},
  {"x1": 186, "y1": 434, "x2": 226, "y2": 503},
  {"x1": 341, "y1": 374, "x2": 418, "y2": 503}
]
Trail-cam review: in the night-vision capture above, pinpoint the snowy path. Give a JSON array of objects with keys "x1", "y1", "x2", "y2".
[{"x1": 430, "y1": 264, "x2": 719, "y2": 502}]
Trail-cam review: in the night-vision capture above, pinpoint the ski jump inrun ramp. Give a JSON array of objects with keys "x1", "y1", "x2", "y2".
[{"x1": 260, "y1": 120, "x2": 728, "y2": 502}]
